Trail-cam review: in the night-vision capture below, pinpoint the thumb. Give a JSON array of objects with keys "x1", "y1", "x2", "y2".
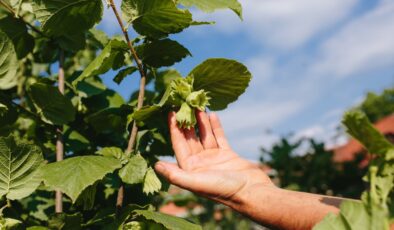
[{"x1": 154, "y1": 161, "x2": 195, "y2": 190}]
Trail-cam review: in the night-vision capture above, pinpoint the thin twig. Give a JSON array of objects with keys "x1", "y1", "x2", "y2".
[
  {"x1": 108, "y1": 0, "x2": 147, "y2": 214},
  {"x1": 55, "y1": 50, "x2": 65, "y2": 214},
  {"x1": 0, "y1": 0, "x2": 46, "y2": 37}
]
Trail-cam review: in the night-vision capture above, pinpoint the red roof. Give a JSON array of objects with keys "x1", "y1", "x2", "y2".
[{"x1": 333, "y1": 114, "x2": 394, "y2": 162}]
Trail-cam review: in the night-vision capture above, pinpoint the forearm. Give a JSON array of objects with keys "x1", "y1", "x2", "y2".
[{"x1": 230, "y1": 185, "x2": 345, "y2": 230}]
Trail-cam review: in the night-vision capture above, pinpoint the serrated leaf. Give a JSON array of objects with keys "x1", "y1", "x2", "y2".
[
  {"x1": 113, "y1": 66, "x2": 138, "y2": 84},
  {"x1": 32, "y1": 0, "x2": 103, "y2": 36},
  {"x1": 121, "y1": 0, "x2": 192, "y2": 38},
  {"x1": 191, "y1": 58, "x2": 252, "y2": 111},
  {"x1": 0, "y1": 15, "x2": 35, "y2": 58},
  {"x1": 177, "y1": 0, "x2": 243, "y2": 19},
  {"x1": 96, "y1": 147, "x2": 124, "y2": 159},
  {"x1": 143, "y1": 167, "x2": 161, "y2": 195},
  {"x1": 134, "y1": 209, "x2": 202, "y2": 230},
  {"x1": 343, "y1": 111, "x2": 393, "y2": 156},
  {"x1": 41, "y1": 156, "x2": 122, "y2": 202},
  {"x1": 136, "y1": 39, "x2": 191, "y2": 68},
  {"x1": 0, "y1": 30, "x2": 18, "y2": 90},
  {"x1": 119, "y1": 154, "x2": 148, "y2": 185},
  {"x1": 28, "y1": 83, "x2": 76, "y2": 125},
  {"x1": 73, "y1": 39, "x2": 128, "y2": 85},
  {"x1": 0, "y1": 136, "x2": 44, "y2": 200}
]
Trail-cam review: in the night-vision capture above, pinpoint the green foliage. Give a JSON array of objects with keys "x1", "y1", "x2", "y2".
[
  {"x1": 314, "y1": 111, "x2": 394, "y2": 230},
  {"x1": 29, "y1": 83, "x2": 76, "y2": 125},
  {"x1": 191, "y1": 58, "x2": 252, "y2": 110},
  {"x1": 73, "y1": 39, "x2": 129, "y2": 85},
  {"x1": 134, "y1": 209, "x2": 202, "y2": 230},
  {"x1": 136, "y1": 39, "x2": 191, "y2": 68},
  {"x1": 261, "y1": 138, "x2": 366, "y2": 198},
  {"x1": 0, "y1": 136, "x2": 43, "y2": 200},
  {"x1": 0, "y1": 0, "x2": 247, "y2": 228},
  {"x1": 0, "y1": 31, "x2": 17, "y2": 89},
  {"x1": 32, "y1": 0, "x2": 103, "y2": 36},
  {"x1": 121, "y1": 0, "x2": 192, "y2": 38},
  {"x1": 41, "y1": 156, "x2": 122, "y2": 202},
  {"x1": 177, "y1": 0, "x2": 243, "y2": 19},
  {"x1": 356, "y1": 89, "x2": 394, "y2": 123}
]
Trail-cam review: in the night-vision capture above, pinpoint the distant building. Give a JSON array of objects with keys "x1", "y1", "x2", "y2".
[{"x1": 333, "y1": 114, "x2": 394, "y2": 164}]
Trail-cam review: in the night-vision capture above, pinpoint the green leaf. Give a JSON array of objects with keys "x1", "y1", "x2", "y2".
[
  {"x1": 313, "y1": 201, "x2": 388, "y2": 230},
  {"x1": 343, "y1": 111, "x2": 393, "y2": 156},
  {"x1": 76, "y1": 76, "x2": 107, "y2": 98},
  {"x1": 48, "y1": 213, "x2": 82, "y2": 230},
  {"x1": 57, "y1": 32, "x2": 86, "y2": 52},
  {"x1": 73, "y1": 39, "x2": 128, "y2": 85},
  {"x1": 88, "y1": 29, "x2": 110, "y2": 49},
  {"x1": 41, "y1": 156, "x2": 122, "y2": 202},
  {"x1": 0, "y1": 15, "x2": 35, "y2": 58},
  {"x1": 0, "y1": 30, "x2": 18, "y2": 90},
  {"x1": 0, "y1": 103, "x2": 7, "y2": 116},
  {"x1": 64, "y1": 126, "x2": 90, "y2": 152},
  {"x1": 32, "y1": 0, "x2": 103, "y2": 36},
  {"x1": 0, "y1": 136, "x2": 44, "y2": 200},
  {"x1": 154, "y1": 69, "x2": 182, "y2": 92},
  {"x1": 143, "y1": 167, "x2": 161, "y2": 195},
  {"x1": 134, "y1": 209, "x2": 202, "y2": 230},
  {"x1": 136, "y1": 39, "x2": 191, "y2": 68},
  {"x1": 132, "y1": 105, "x2": 161, "y2": 122},
  {"x1": 119, "y1": 154, "x2": 148, "y2": 185},
  {"x1": 96, "y1": 147, "x2": 124, "y2": 159},
  {"x1": 121, "y1": 0, "x2": 192, "y2": 38},
  {"x1": 28, "y1": 83, "x2": 76, "y2": 125},
  {"x1": 191, "y1": 58, "x2": 252, "y2": 110},
  {"x1": 113, "y1": 66, "x2": 138, "y2": 84},
  {"x1": 85, "y1": 107, "x2": 129, "y2": 134},
  {"x1": 177, "y1": 0, "x2": 243, "y2": 19},
  {"x1": 0, "y1": 218, "x2": 23, "y2": 230}
]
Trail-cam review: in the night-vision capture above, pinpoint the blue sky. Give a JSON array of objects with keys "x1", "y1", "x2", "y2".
[{"x1": 98, "y1": 0, "x2": 394, "y2": 161}]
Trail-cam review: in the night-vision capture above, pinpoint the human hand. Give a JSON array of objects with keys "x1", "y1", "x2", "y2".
[{"x1": 154, "y1": 111, "x2": 274, "y2": 207}]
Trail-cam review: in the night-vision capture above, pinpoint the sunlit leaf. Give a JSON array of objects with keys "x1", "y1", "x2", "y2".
[
  {"x1": 119, "y1": 154, "x2": 148, "y2": 185},
  {"x1": 191, "y1": 58, "x2": 252, "y2": 110},
  {"x1": 41, "y1": 156, "x2": 122, "y2": 202},
  {"x1": 0, "y1": 30, "x2": 18, "y2": 90},
  {"x1": 134, "y1": 209, "x2": 202, "y2": 230},
  {"x1": 177, "y1": 0, "x2": 243, "y2": 19},
  {"x1": 0, "y1": 136, "x2": 44, "y2": 200},
  {"x1": 121, "y1": 0, "x2": 192, "y2": 38},
  {"x1": 143, "y1": 167, "x2": 161, "y2": 195},
  {"x1": 32, "y1": 0, "x2": 103, "y2": 36}
]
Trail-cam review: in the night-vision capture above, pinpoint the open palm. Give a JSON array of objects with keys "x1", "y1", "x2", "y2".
[{"x1": 155, "y1": 111, "x2": 274, "y2": 205}]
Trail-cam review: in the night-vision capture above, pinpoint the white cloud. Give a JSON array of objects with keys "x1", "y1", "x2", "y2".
[
  {"x1": 192, "y1": 0, "x2": 357, "y2": 50},
  {"x1": 311, "y1": 0, "x2": 394, "y2": 78}
]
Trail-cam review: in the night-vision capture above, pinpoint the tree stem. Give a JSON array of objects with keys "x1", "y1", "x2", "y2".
[
  {"x1": 55, "y1": 50, "x2": 65, "y2": 213},
  {"x1": 108, "y1": 0, "x2": 147, "y2": 214}
]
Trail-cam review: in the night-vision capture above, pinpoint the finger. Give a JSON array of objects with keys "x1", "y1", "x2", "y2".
[
  {"x1": 168, "y1": 112, "x2": 191, "y2": 168},
  {"x1": 209, "y1": 113, "x2": 231, "y2": 149},
  {"x1": 196, "y1": 110, "x2": 218, "y2": 149},
  {"x1": 183, "y1": 127, "x2": 204, "y2": 154},
  {"x1": 155, "y1": 161, "x2": 196, "y2": 190}
]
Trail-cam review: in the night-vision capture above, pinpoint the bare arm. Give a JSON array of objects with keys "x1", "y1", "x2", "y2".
[{"x1": 155, "y1": 111, "x2": 347, "y2": 230}]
